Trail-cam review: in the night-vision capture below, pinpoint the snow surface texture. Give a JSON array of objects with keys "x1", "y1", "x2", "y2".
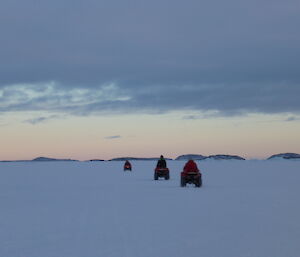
[{"x1": 0, "y1": 160, "x2": 299, "y2": 257}]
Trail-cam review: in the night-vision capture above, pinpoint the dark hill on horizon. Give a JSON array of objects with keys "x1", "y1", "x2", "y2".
[
  {"x1": 32, "y1": 157, "x2": 78, "y2": 162},
  {"x1": 0, "y1": 157, "x2": 78, "y2": 162},
  {"x1": 109, "y1": 157, "x2": 173, "y2": 161},
  {"x1": 267, "y1": 153, "x2": 300, "y2": 160},
  {"x1": 175, "y1": 154, "x2": 245, "y2": 160},
  {"x1": 1, "y1": 153, "x2": 300, "y2": 162}
]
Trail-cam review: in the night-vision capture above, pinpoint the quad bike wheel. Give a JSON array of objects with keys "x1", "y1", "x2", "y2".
[
  {"x1": 195, "y1": 179, "x2": 200, "y2": 187},
  {"x1": 195, "y1": 176, "x2": 202, "y2": 187},
  {"x1": 180, "y1": 177, "x2": 186, "y2": 187}
]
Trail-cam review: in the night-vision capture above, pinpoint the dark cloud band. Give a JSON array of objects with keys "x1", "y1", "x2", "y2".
[
  {"x1": 0, "y1": 0, "x2": 299, "y2": 117},
  {"x1": 0, "y1": 81, "x2": 299, "y2": 116}
]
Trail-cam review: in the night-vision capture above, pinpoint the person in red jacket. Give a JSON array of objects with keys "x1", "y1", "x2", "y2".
[
  {"x1": 124, "y1": 160, "x2": 132, "y2": 171},
  {"x1": 181, "y1": 159, "x2": 202, "y2": 187},
  {"x1": 182, "y1": 159, "x2": 200, "y2": 175}
]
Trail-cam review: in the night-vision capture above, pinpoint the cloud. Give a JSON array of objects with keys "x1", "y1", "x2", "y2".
[
  {"x1": 0, "y1": 81, "x2": 300, "y2": 117},
  {"x1": 285, "y1": 116, "x2": 300, "y2": 122},
  {"x1": 23, "y1": 115, "x2": 60, "y2": 125},
  {"x1": 182, "y1": 115, "x2": 198, "y2": 120},
  {"x1": 1, "y1": 0, "x2": 299, "y2": 86},
  {"x1": 0, "y1": 81, "x2": 131, "y2": 114},
  {"x1": 104, "y1": 135, "x2": 121, "y2": 139},
  {"x1": 0, "y1": 0, "x2": 299, "y2": 117}
]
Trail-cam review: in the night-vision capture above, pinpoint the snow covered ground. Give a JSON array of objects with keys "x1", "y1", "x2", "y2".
[{"x1": 0, "y1": 160, "x2": 299, "y2": 257}]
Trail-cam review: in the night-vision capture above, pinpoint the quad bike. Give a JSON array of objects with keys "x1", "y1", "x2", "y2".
[
  {"x1": 180, "y1": 172, "x2": 202, "y2": 187},
  {"x1": 123, "y1": 164, "x2": 132, "y2": 171},
  {"x1": 154, "y1": 167, "x2": 170, "y2": 180}
]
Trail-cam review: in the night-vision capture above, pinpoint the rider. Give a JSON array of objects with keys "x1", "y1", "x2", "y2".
[
  {"x1": 124, "y1": 160, "x2": 132, "y2": 169},
  {"x1": 182, "y1": 159, "x2": 200, "y2": 175},
  {"x1": 156, "y1": 155, "x2": 167, "y2": 168}
]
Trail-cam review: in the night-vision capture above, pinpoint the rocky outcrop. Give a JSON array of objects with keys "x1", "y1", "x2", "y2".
[
  {"x1": 32, "y1": 157, "x2": 77, "y2": 161},
  {"x1": 267, "y1": 153, "x2": 300, "y2": 160},
  {"x1": 175, "y1": 154, "x2": 245, "y2": 160},
  {"x1": 207, "y1": 154, "x2": 245, "y2": 160},
  {"x1": 175, "y1": 154, "x2": 207, "y2": 160},
  {"x1": 109, "y1": 157, "x2": 172, "y2": 161}
]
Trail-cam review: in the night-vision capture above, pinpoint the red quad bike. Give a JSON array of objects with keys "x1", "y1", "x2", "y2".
[
  {"x1": 124, "y1": 164, "x2": 132, "y2": 171},
  {"x1": 154, "y1": 167, "x2": 170, "y2": 180},
  {"x1": 181, "y1": 171, "x2": 202, "y2": 187}
]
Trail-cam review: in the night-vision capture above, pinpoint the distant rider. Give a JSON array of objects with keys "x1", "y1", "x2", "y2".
[
  {"x1": 156, "y1": 155, "x2": 167, "y2": 168},
  {"x1": 124, "y1": 160, "x2": 132, "y2": 170}
]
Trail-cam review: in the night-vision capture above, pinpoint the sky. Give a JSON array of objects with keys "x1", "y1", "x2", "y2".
[{"x1": 1, "y1": 0, "x2": 300, "y2": 160}]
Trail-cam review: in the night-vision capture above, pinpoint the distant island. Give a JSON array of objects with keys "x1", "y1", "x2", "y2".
[
  {"x1": 267, "y1": 153, "x2": 300, "y2": 160},
  {"x1": 207, "y1": 155, "x2": 245, "y2": 160},
  {"x1": 175, "y1": 154, "x2": 207, "y2": 160},
  {"x1": 0, "y1": 157, "x2": 78, "y2": 162},
  {"x1": 175, "y1": 154, "x2": 245, "y2": 160},
  {"x1": 32, "y1": 157, "x2": 78, "y2": 162},
  {"x1": 109, "y1": 157, "x2": 173, "y2": 161},
  {"x1": 1, "y1": 153, "x2": 300, "y2": 162}
]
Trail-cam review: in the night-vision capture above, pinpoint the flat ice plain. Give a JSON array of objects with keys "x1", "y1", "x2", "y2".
[{"x1": 0, "y1": 160, "x2": 299, "y2": 257}]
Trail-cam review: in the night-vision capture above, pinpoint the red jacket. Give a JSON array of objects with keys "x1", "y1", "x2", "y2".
[
  {"x1": 124, "y1": 161, "x2": 131, "y2": 168},
  {"x1": 183, "y1": 160, "x2": 199, "y2": 174}
]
